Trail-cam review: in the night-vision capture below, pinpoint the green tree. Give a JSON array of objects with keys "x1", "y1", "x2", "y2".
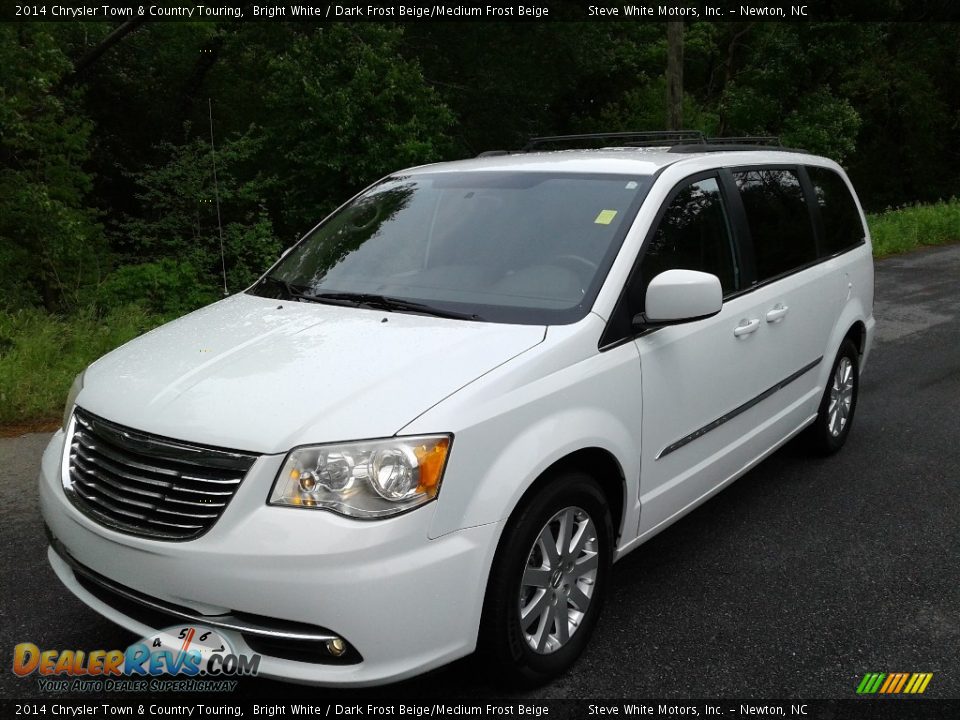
[
  {"x1": 716, "y1": 24, "x2": 866, "y2": 160},
  {"x1": 110, "y1": 125, "x2": 279, "y2": 313},
  {"x1": 0, "y1": 24, "x2": 103, "y2": 311},
  {"x1": 841, "y1": 23, "x2": 960, "y2": 208},
  {"x1": 255, "y1": 24, "x2": 455, "y2": 236}
]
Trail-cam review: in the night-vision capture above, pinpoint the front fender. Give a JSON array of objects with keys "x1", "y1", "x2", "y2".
[
  {"x1": 437, "y1": 406, "x2": 637, "y2": 541},
  {"x1": 401, "y1": 320, "x2": 644, "y2": 543}
]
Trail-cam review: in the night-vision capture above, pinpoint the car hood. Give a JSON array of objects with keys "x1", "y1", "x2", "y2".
[{"x1": 78, "y1": 294, "x2": 545, "y2": 454}]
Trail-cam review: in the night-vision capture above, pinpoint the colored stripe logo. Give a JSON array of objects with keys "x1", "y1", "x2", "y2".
[{"x1": 857, "y1": 672, "x2": 933, "y2": 694}]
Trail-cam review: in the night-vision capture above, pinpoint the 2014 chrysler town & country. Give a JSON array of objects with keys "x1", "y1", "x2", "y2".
[{"x1": 39, "y1": 135, "x2": 875, "y2": 686}]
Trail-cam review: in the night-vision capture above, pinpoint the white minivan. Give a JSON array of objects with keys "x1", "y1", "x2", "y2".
[{"x1": 39, "y1": 133, "x2": 875, "y2": 687}]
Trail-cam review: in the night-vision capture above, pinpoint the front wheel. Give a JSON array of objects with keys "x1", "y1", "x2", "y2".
[
  {"x1": 479, "y1": 471, "x2": 613, "y2": 687},
  {"x1": 805, "y1": 338, "x2": 860, "y2": 454}
]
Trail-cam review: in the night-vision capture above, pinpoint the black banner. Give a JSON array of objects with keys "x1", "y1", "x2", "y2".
[
  {"x1": 4, "y1": 700, "x2": 960, "y2": 720},
  {"x1": 3, "y1": 0, "x2": 960, "y2": 23}
]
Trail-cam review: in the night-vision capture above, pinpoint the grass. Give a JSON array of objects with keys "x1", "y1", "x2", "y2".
[
  {"x1": 1, "y1": 200, "x2": 958, "y2": 430},
  {"x1": 0, "y1": 305, "x2": 164, "y2": 429},
  {"x1": 867, "y1": 198, "x2": 960, "y2": 257}
]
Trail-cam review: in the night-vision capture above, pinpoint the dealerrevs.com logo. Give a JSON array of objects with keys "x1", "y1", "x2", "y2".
[{"x1": 13, "y1": 625, "x2": 260, "y2": 693}]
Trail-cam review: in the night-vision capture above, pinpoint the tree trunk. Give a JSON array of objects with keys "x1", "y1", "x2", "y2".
[
  {"x1": 178, "y1": 36, "x2": 224, "y2": 122},
  {"x1": 64, "y1": 20, "x2": 146, "y2": 84},
  {"x1": 666, "y1": 22, "x2": 684, "y2": 130},
  {"x1": 718, "y1": 23, "x2": 754, "y2": 136}
]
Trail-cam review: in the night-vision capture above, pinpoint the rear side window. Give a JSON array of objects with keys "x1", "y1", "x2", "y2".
[
  {"x1": 734, "y1": 169, "x2": 817, "y2": 282},
  {"x1": 640, "y1": 176, "x2": 738, "y2": 300},
  {"x1": 807, "y1": 166, "x2": 865, "y2": 256}
]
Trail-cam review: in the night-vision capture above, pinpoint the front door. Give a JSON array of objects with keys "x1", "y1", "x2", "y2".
[{"x1": 633, "y1": 174, "x2": 782, "y2": 537}]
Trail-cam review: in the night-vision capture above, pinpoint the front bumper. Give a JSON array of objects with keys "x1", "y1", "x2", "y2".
[{"x1": 39, "y1": 430, "x2": 501, "y2": 686}]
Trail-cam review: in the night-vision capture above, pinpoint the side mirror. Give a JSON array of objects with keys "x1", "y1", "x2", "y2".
[{"x1": 633, "y1": 269, "x2": 722, "y2": 329}]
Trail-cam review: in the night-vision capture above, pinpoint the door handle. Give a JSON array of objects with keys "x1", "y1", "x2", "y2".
[
  {"x1": 734, "y1": 318, "x2": 760, "y2": 337},
  {"x1": 765, "y1": 304, "x2": 789, "y2": 323}
]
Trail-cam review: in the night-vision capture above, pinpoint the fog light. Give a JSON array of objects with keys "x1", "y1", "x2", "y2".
[{"x1": 326, "y1": 638, "x2": 346, "y2": 657}]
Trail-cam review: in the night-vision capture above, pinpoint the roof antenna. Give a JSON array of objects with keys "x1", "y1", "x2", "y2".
[{"x1": 208, "y1": 97, "x2": 228, "y2": 296}]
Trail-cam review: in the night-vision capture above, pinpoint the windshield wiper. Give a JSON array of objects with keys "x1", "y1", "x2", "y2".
[
  {"x1": 312, "y1": 292, "x2": 483, "y2": 321},
  {"x1": 257, "y1": 276, "x2": 356, "y2": 307},
  {"x1": 257, "y1": 279, "x2": 481, "y2": 319}
]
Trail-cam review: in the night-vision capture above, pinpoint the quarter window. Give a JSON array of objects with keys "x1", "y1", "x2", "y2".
[
  {"x1": 807, "y1": 166, "x2": 865, "y2": 256},
  {"x1": 640, "y1": 177, "x2": 738, "y2": 302},
  {"x1": 734, "y1": 169, "x2": 817, "y2": 281}
]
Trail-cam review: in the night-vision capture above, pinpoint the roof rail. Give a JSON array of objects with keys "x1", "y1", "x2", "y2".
[
  {"x1": 521, "y1": 131, "x2": 705, "y2": 152},
  {"x1": 670, "y1": 143, "x2": 808, "y2": 155},
  {"x1": 475, "y1": 132, "x2": 808, "y2": 158},
  {"x1": 706, "y1": 136, "x2": 782, "y2": 146}
]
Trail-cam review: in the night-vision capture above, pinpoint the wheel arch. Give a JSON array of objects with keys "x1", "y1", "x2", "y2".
[
  {"x1": 479, "y1": 446, "x2": 627, "y2": 612},
  {"x1": 820, "y1": 298, "x2": 870, "y2": 391},
  {"x1": 503, "y1": 447, "x2": 627, "y2": 548},
  {"x1": 844, "y1": 319, "x2": 867, "y2": 359},
  {"x1": 476, "y1": 446, "x2": 624, "y2": 668}
]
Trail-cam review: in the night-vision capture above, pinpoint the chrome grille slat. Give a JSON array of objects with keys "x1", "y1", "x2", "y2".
[
  {"x1": 74, "y1": 413, "x2": 254, "y2": 471},
  {"x1": 146, "y1": 518, "x2": 205, "y2": 530},
  {"x1": 74, "y1": 487, "x2": 149, "y2": 520},
  {"x1": 164, "y1": 496, "x2": 227, "y2": 508},
  {"x1": 77, "y1": 443, "x2": 239, "y2": 491},
  {"x1": 154, "y1": 507, "x2": 219, "y2": 519},
  {"x1": 162, "y1": 486, "x2": 234, "y2": 497},
  {"x1": 64, "y1": 409, "x2": 259, "y2": 541},
  {"x1": 78, "y1": 432, "x2": 245, "y2": 483},
  {"x1": 76, "y1": 434, "x2": 180, "y2": 477},
  {"x1": 72, "y1": 454, "x2": 168, "y2": 498},
  {"x1": 179, "y1": 474, "x2": 242, "y2": 485},
  {"x1": 72, "y1": 476, "x2": 158, "y2": 509}
]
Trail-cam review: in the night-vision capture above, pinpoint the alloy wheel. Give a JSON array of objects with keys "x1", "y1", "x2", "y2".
[
  {"x1": 518, "y1": 506, "x2": 599, "y2": 654},
  {"x1": 828, "y1": 356, "x2": 855, "y2": 437}
]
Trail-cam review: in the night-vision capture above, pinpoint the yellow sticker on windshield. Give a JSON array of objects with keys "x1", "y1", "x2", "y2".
[{"x1": 594, "y1": 209, "x2": 618, "y2": 225}]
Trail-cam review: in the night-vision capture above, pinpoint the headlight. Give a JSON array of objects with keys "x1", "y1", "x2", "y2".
[
  {"x1": 62, "y1": 370, "x2": 85, "y2": 430},
  {"x1": 269, "y1": 435, "x2": 452, "y2": 519}
]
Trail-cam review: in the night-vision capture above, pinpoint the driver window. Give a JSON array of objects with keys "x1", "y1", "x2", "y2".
[{"x1": 639, "y1": 176, "x2": 738, "y2": 307}]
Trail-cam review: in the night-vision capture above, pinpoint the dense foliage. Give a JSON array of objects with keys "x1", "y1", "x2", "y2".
[{"x1": 1, "y1": 20, "x2": 958, "y2": 318}]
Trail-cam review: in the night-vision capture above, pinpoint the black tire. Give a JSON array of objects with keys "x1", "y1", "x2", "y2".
[
  {"x1": 805, "y1": 338, "x2": 860, "y2": 455},
  {"x1": 479, "y1": 470, "x2": 613, "y2": 687}
]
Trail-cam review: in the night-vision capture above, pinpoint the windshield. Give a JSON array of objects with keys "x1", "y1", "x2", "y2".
[{"x1": 249, "y1": 171, "x2": 653, "y2": 324}]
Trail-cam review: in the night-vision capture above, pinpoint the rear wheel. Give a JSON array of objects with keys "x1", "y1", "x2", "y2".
[
  {"x1": 479, "y1": 470, "x2": 613, "y2": 686},
  {"x1": 806, "y1": 338, "x2": 860, "y2": 454}
]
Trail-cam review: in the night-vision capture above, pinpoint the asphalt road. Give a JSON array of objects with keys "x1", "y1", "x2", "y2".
[{"x1": 1, "y1": 244, "x2": 958, "y2": 701}]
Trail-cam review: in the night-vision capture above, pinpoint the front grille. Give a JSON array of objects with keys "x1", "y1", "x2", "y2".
[{"x1": 64, "y1": 409, "x2": 259, "y2": 541}]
